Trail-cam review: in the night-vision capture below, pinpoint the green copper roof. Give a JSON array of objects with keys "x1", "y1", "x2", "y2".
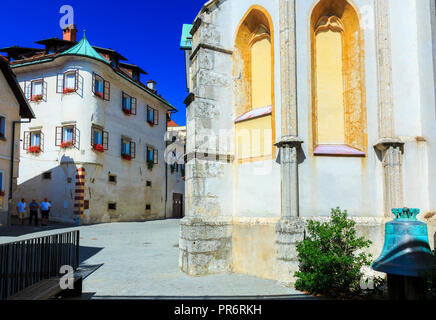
[
  {"x1": 58, "y1": 31, "x2": 109, "y2": 64},
  {"x1": 180, "y1": 24, "x2": 193, "y2": 49}
]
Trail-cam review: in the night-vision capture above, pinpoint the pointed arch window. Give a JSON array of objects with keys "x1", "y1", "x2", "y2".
[
  {"x1": 311, "y1": 0, "x2": 367, "y2": 157},
  {"x1": 233, "y1": 8, "x2": 275, "y2": 162}
]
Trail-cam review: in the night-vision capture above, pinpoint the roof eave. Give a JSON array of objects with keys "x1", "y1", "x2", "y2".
[
  {"x1": 10, "y1": 54, "x2": 175, "y2": 112},
  {"x1": 0, "y1": 59, "x2": 35, "y2": 119}
]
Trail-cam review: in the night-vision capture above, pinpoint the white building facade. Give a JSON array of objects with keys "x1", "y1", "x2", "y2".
[
  {"x1": 6, "y1": 33, "x2": 176, "y2": 224},
  {"x1": 166, "y1": 124, "x2": 186, "y2": 219}
]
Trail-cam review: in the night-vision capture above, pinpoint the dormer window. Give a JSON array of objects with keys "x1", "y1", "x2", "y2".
[{"x1": 92, "y1": 72, "x2": 110, "y2": 101}]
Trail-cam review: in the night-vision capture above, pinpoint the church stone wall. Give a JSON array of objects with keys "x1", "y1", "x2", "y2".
[{"x1": 180, "y1": 0, "x2": 436, "y2": 282}]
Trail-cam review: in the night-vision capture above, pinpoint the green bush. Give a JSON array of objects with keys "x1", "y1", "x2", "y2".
[{"x1": 294, "y1": 207, "x2": 373, "y2": 298}]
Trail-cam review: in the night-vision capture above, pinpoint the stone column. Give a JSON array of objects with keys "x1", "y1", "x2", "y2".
[
  {"x1": 374, "y1": 0, "x2": 404, "y2": 215},
  {"x1": 275, "y1": 0, "x2": 304, "y2": 284},
  {"x1": 179, "y1": 13, "x2": 234, "y2": 276},
  {"x1": 375, "y1": 139, "x2": 404, "y2": 216}
]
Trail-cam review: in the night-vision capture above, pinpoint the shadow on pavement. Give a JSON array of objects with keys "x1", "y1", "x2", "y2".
[
  {"x1": 0, "y1": 216, "x2": 76, "y2": 237},
  {"x1": 79, "y1": 246, "x2": 104, "y2": 264}
]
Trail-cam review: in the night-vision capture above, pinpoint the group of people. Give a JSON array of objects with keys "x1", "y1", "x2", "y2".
[{"x1": 16, "y1": 198, "x2": 52, "y2": 226}]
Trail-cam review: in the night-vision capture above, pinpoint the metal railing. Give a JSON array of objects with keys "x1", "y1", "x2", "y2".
[{"x1": 0, "y1": 230, "x2": 79, "y2": 300}]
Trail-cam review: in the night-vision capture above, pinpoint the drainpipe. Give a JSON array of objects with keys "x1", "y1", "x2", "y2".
[
  {"x1": 8, "y1": 118, "x2": 31, "y2": 226},
  {"x1": 164, "y1": 113, "x2": 169, "y2": 220}
]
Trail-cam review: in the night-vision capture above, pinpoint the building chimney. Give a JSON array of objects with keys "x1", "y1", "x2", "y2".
[
  {"x1": 63, "y1": 24, "x2": 77, "y2": 42},
  {"x1": 147, "y1": 80, "x2": 156, "y2": 91}
]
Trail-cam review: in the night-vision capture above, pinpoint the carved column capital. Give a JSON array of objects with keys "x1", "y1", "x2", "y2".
[
  {"x1": 373, "y1": 138, "x2": 404, "y2": 152},
  {"x1": 274, "y1": 136, "x2": 304, "y2": 149}
]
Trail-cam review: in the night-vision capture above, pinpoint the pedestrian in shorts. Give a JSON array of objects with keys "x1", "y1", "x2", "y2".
[
  {"x1": 40, "y1": 198, "x2": 51, "y2": 226},
  {"x1": 16, "y1": 198, "x2": 26, "y2": 225}
]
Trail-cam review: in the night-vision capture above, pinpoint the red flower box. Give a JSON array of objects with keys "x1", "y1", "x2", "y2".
[
  {"x1": 63, "y1": 88, "x2": 76, "y2": 94},
  {"x1": 94, "y1": 91, "x2": 103, "y2": 98},
  {"x1": 122, "y1": 107, "x2": 131, "y2": 115},
  {"x1": 31, "y1": 94, "x2": 43, "y2": 102},
  {"x1": 61, "y1": 141, "x2": 73, "y2": 148},
  {"x1": 92, "y1": 143, "x2": 105, "y2": 153},
  {"x1": 28, "y1": 145, "x2": 41, "y2": 154},
  {"x1": 122, "y1": 154, "x2": 132, "y2": 160},
  {"x1": 0, "y1": 190, "x2": 5, "y2": 196}
]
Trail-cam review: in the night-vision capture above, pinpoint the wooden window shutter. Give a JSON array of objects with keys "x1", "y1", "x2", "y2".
[
  {"x1": 103, "y1": 131, "x2": 109, "y2": 150},
  {"x1": 23, "y1": 131, "x2": 30, "y2": 150},
  {"x1": 147, "y1": 106, "x2": 152, "y2": 123},
  {"x1": 131, "y1": 97, "x2": 137, "y2": 115},
  {"x1": 154, "y1": 109, "x2": 159, "y2": 125},
  {"x1": 30, "y1": 80, "x2": 34, "y2": 100},
  {"x1": 104, "y1": 80, "x2": 110, "y2": 101},
  {"x1": 55, "y1": 126, "x2": 62, "y2": 146},
  {"x1": 75, "y1": 70, "x2": 79, "y2": 90},
  {"x1": 56, "y1": 74, "x2": 64, "y2": 93},
  {"x1": 43, "y1": 80, "x2": 47, "y2": 101},
  {"x1": 154, "y1": 149, "x2": 158, "y2": 164},
  {"x1": 92, "y1": 72, "x2": 96, "y2": 94},
  {"x1": 91, "y1": 126, "x2": 95, "y2": 146},
  {"x1": 23, "y1": 81, "x2": 29, "y2": 100},
  {"x1": 130, "y1": 141, "x2": 136, "y2": 159},
  {"x1": 121, "y1": 92, "x2": 126, "y2": 109},
  {"x1": 40, "y1": 131, "x2": 44, "y2": 152},
  {"x1": 73, "y1": 125, "x2": 78, "y2": 147}
]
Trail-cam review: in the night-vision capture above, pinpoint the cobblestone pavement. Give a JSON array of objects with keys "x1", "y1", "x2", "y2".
[{"x1": 0, "y1": 219, "x2": 307, "y2": 298}]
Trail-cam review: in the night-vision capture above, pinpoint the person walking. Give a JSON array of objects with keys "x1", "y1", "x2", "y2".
[
  {"x1": 16, "y1": 198, "x2": 26, "y2": 225},
  {"x1": 29, "y1": 199, "x2": 39, "y2": 226},
  {"x1": 40, "y1": 198, "x2": 51, "y2": 226}
]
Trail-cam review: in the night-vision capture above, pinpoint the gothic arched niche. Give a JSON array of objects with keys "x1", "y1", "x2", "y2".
[
  {"x1": 311, "y1": 0, "x2": 367, "y2": 155},
  {"x1": 233, "y1": 6, "x2": 275, "y2": 162}
]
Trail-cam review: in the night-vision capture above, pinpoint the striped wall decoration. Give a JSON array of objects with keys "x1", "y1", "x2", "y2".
[{"x1": 73, "y1": 167, "x2": 87, "y2": 222}]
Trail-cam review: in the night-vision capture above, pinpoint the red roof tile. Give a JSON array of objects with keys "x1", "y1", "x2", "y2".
[{"x1": 167, "y1": 120, "x2": 178, "y2": 127}]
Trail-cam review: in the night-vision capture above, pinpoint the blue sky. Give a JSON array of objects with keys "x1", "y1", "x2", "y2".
[{"x1": 0, "y1": 0, "x2": 207, "y2": 126}]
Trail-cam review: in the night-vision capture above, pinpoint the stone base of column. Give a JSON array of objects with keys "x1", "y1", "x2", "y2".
[
  {"x1": 275, "y1": 217, "x2": 305, "y2": 284},
  {"x1": 179, "y1": 216, "x2": 233, "y2": 276}
]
